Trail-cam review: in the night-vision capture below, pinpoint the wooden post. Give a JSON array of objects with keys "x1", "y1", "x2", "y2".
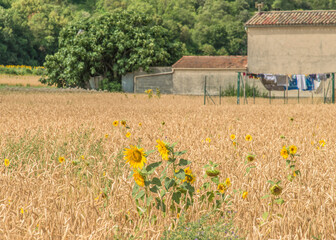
[
  {"x1": 253, "y1": 77, "x2": 255, "y2": 104},
  {"x1": 204, "y1": 77, "x2": 206, "y2": 105},
  {"x1": 237, "y1": 72, "x2": 241, "y2": 105},
  {"x1": 244, "y1": 74, "x2": 246, "y2": 104},
  {"x1": 332, "y1": 73, "x2": 335, "y2": 104},
  {"x1": 219, "y1": 86, "x2": 221, "y2": 105},
  {"x1": 286, "y1": 76, "x2": 289, "y2": 104}
]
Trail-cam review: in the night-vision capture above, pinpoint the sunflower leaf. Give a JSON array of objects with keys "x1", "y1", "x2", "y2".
[
  {"x1": 262, "y1": 212, "x2": 269, "y2": 220},
  {"x1": 178, "y1": 159, "x2": 190, "y2": 166},
  {"x1": 172, "y1": 192, "x2": 181, "y2": 204},
  {"x1": 174, "y1": 169, "x2": 186, "y2": 180},
  {"x1": 150, "y1": 185, "x2": 159, "y2": 193},
  {"x1": 211, "y1": 176, "x2": 219, "y2": 184},
  {"x1": 267, "y1": 180, "x2": 275, "y2": 186},
  {"x1": 135, "y1": 190, "x2": 145, "y2": 200},
  {"x1": 295, "y1": 170, "x2": 301, "y2": 176},
  {"x1": 145, "y1": 150, "x2": 155, "y2": 156},
  {"x1": 151, "y1": 177, "x2": 162, "y2": 186},
  {"x1": 261, "y1": 194, "x2": 270, "y2": 199},
  {"x1": 146, "y1": 162, "x2": 162, "y2": 174},
  {"x1": 275, "y1": 198, "x2": 285, "y2": 205},
  {"x1": 146, "y1": 196, "x2": 153, "y2": 207},
  {"x1": 164, "y1": 177, "x2": 175, "y2": 191},
  {"x1": 174, "y1": 150, "x2": 187, "y2": 156},
  {"x1": 132, "y1": 184, "x2": 139, "y2": 198}
]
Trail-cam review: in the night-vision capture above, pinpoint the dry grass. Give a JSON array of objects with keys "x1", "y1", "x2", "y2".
[
  {"x1": 0, "y1": 91, "x2": 335, "y2": 239},
  {"x1": 0, "y1": 74, "x2": 45, "y2": 86}
]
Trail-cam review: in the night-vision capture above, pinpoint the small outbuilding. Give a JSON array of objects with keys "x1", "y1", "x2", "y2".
[{"x1": 172, "y1": 56, "x2": 247, "y2": 95}]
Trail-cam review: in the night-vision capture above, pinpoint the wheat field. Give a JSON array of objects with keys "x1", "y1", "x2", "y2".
[{"x1": 0, "y1": 90, "x2": 335, "y2": 239}]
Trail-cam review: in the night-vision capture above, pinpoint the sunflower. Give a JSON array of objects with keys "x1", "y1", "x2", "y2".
[
  {"x1": 4, "y1": 158, "x2": 10, "y2": 167},
  {"x1": 126, "y1": 132, "x2": 131, "y2": 138},
  {"x1": 225, "y1": 178, "x2": 231, "y2": 188},
  {"x1": 206, "y1": 138, "x2": 211, "y2": 143},
  {"x1": 156, "y1": 139, "x2": 169, "y2": 160},
  {"x1": 138, "y1": 122, "x2": 142, "y2": 127},
  {"x1": 217, "y1": 183, "x2": 227, "y2": 194},
  {"x1": 289, "y1": 145, "x2": 297, "y2": 155},
  {"x1": 230, "y1": 134, "x2": 236, "y2": 140},
  {"x1": 246, "y1": 154, "x2": 255, "y2": 162},
  {"x1": 58, "y1": 157, "x2": 65, "y2": 164},
  {"x1": 185, "y1": 174, "x2": 195, "y2": 184},
  {"x1": 242, "y1": 191, "x2": 248, "y2": 199},
  {"x1": 280, "y1": 148, "x2": 289, "y2": 159},
  {"x1": 184, "y1": 167, "x2": 192, "y2": 175},
  {"x1": 245, "y1": 135, "x2": 252, "y2": 141},
  {"x1": 113, "y1": 120, "x2": 118, "y2": 127},
  {"x1": 121, "y1": 120, "x2": 127, "y2": 127},
  {"x1": 206, "y1": 169, "x2": 220, "y2": 177},
  {"x1": 270, "y1": 185, "x2": 282, "y2": 196},
  {"x1": 232, "y1": 141, "x2": 237, "y2": 147},
  {"x1": 124, "y1": 145, "x2": 147, "y2": 169},
  {"x1": 133, "y1": 171, "x2": 145, "y2": 187},
  {"x1": 319, "y1": 140, "x2": 326, "y2": 147},
  {"x1": 105, "y1": 134, "x2": 109, "y2": 139}
]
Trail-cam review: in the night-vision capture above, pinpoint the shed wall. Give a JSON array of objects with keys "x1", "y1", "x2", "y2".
[
  {"x1": 173, "y1": 69, "x2": 258, "y2": 95},
  {"x1": 247, "y1": 26, "x2": 336, "y2": 74}
]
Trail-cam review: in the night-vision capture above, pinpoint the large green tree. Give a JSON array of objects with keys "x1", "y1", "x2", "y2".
[{"x1": 41, "y1": 10, "x2": 184, "y2": 88}]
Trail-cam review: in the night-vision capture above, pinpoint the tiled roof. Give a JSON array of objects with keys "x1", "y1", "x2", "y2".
[
  {"x1": 172, "y1": 56, "x2": 247, "y2": 69},
  {"x1": 245, "y1": 10, "x2": 336, "y2": 27}
]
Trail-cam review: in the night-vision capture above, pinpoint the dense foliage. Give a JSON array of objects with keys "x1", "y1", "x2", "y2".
[
  {"x1": 41, "y1": 10, "x2": 183, "y2": 88},
  {"x1": 1, "y1": 0, "x2": 336, "y2": 75}
]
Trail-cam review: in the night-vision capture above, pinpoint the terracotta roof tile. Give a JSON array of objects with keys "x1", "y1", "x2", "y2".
[
  {"x1": 245, "y1": 10, "x2": 336, "y2": 27},
  {"x1": 172, "y1": 56, "x2": 247, "y2": 69}
]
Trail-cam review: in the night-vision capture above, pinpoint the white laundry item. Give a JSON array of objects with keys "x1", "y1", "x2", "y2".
[
  {"x1": 265, "y1": 74, "x2": 277, "y2": 83},
  {"x1": 314, "y1": 80, "x2": 321, "y2": 90},
  {"x1": 297, "y1": 75, "x2": 307, "y2": 91}
]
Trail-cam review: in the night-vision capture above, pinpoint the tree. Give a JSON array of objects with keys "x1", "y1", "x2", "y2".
[{"x1": 41, "y1": 10, "x2": 184, "y2": 88}]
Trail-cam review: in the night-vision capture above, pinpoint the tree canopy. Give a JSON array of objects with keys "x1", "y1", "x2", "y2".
[
  {"x1": 1, "y1": 0, "x2": 336, "y2": 78},
  {"x1": 41, "y1": 10, "x2": 183, "y2": 88}
]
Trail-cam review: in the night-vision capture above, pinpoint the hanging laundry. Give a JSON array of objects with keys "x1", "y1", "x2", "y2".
[{"x1": 264, "y1": 74, "x2": 277, "y2": 83}]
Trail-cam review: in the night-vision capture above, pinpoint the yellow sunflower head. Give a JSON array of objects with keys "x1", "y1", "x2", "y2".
[
  {"x1": 280, "y1": 148, "x2": 289, "y2": 159},
  {"x1": 217, "y1": 183, "x2": 227, "y2": 194},
  {"x1": 133, "y1": 171, "x2": 145, "y2": 187},
  {"x1": 58, "y1": 157, "x2": 65, "y2": 164},
  {"x1": 4, "y1": 158, "x2": 10, "y2": 167},
  {"x1": 184, "y1": 167, "x2": 192, "y2": 175},
  {"x1": 126, "y1": 132, "x2": 131, "y2": 138},
  {"x1": 232, "y1": 141, "x2": 237, "y2": 147},
  {"x1": 156, "y1": 139, "x2": 169, "y2": 160},
  {"x1": 319, "y1": 140, "x2": 326, "y2": 147},
  {"x1": 124, "y1": 145, "x2": 147, "y2": 169},
  {"x1": 289, "y1": 145, "x2": 297, "y2": 155},
  {"x1": 121, "y1": 120, "x2": 127, "y2": 127},
  {"x1": 139, "y1": 122, "x2": 142, "y2": 127},
  {"x1": 245, "y1": 135, "x2": 252, "y2": 141},
  {"x1": 246, "y1": 154, "x2": 255, "y2": 162},
  {"x1": 225, "y1": 178, "x2": 231, "y2": 188},
  {"x1": 242, "y1": 191, "x2": 248, "y2": 199},
  {"x1": 230, "y1": 134, "x2": 236, "y2": 140},
  {"x1": 105, "y1": 134, "x2": 109, "y2": 139},
  {"x1": 206, "y1": 138, "x2": 211, "y2": 143},
  {"x1": 270, "y1": 185, "x2": 282, "y2": 196},
  {"x1": 185, "y1": 174, "x2": 195, "y2": 184},
  {"x1": 113, "y1": 120, "x2": 119, "y2": 127}
]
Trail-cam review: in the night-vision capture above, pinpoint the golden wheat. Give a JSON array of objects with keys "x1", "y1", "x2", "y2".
[{"x1": 0, "y1": 91, "x2": 335, "y2": 239}]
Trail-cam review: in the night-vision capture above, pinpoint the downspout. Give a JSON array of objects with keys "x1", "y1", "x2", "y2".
[{"x1": 133, "y1": 69, "x2": 175, "y2": 93}]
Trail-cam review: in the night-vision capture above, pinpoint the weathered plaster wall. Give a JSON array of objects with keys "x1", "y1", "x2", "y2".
[{"x1": 247, "y1": 26, "x2": 336, "y2": 74}]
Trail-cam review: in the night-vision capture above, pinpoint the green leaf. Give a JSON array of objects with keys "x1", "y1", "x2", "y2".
[
  {"x1": 275, "y1": 198, "x2": 285, "y2": 205},
  {"x1": 174, "y1": 169, "x2": 186, "y2": 180},
  {"x1": 146, "y1": 162, "x2": 162, "y2": 174},
  {"x1": 174, "y1": 150, "x2": 187, "y2": 156},
  {"x1": 267, "y1": 180, "x2": 275, "y2": 185},
  {"x1": 150, "y1": 185, "x2": 159, "y2": 193},
  {"x1": 178, "y1": 159, "x2": 190, "y2": 166},
  {"x1": 151, "y1": 177, "x2": 162, "y2": 186},
  {"x1": 211, "y1": 176, "x2": 219, "y2": 184},
  {"x1": 207, "y1": 191, "x2": 215, "y2": 202},
  {"x1": 261, "y1": 194, "x2": 270, "y2": 199},
  {"x1": 290, "y1": 165, "x2": 296, "y2": 171},
  {"x1": 262, "y1": 212, "x2": 269, "y2": 220},
  {"x1": 164, "y1": 177, "x2": 175, "y2": 191},
  {"x1": 135, "y1": 190, "x2": 145, "y2": 200},
  {"x1": 202, "y1": 182, "x2": 210, "y2": 189},
  {"x1": 132, "y1": 184, "x2": 139, "y2": 198},
  {"x1": 172, "y1": 192, "x2": 181, "y2": 204},
  {"x1": 295, "y1": 170, "x2": 301, "y2": 176},
  {"x1": 246, "y1": 167, "x2": 251, "y2": 174},
  {"x1": 146, "y1": 196, "x2": 153, "y2": 207},
  {"x1": 145, "y1": 149, "x2": 155, "y2": 155}
]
